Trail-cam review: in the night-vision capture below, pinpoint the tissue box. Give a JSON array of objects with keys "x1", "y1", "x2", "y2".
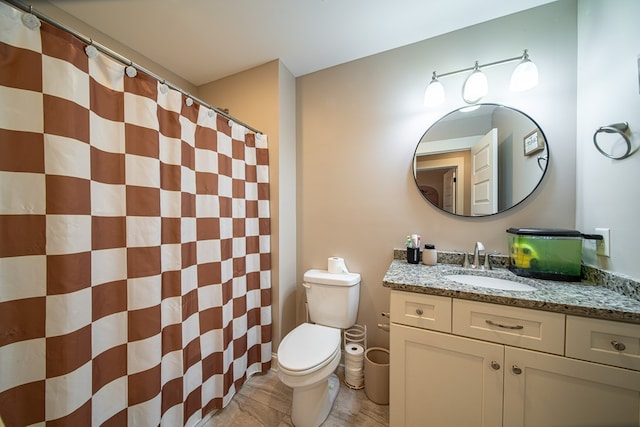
[{"x1": 507, "y1": 228, "x2": 584, "y2": 282}]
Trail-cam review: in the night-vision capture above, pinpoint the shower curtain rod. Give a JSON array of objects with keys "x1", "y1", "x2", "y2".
[{"x1": 3, "y1": 0, "x2": 263, "y2": 135}]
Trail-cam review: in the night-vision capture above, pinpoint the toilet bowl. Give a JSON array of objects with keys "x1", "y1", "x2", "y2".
[
  {"x1": 278, "y1": 323, "x2": 342, "y2": 427},
  {"x1": 277, "y1": 268, "x2": 361, "y2": 427}
]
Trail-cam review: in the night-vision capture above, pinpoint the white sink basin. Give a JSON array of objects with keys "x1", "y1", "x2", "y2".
[{"x1": 444, "y1": 274, "x2": 537, "y2": 292}]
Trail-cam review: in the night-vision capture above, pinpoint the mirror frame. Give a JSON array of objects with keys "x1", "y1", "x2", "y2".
[{"x1": 413, "y1": 103, "x2": 549, "y2": 217}]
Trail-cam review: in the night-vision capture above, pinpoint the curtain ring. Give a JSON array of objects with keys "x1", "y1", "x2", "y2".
[{"x1": 593, "y1": 122, "x2": 632, "y2": 160}]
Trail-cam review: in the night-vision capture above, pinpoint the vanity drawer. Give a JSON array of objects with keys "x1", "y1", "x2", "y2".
[
  {"x1": 566, "y1": 315, "x2": 640, "y2": 371},
  {"x1": 390, "y1": 291, "x2": 451, "y2": 333},
  {"x1": 452, "y1": 299, "x2": 565, "y2": 354}
]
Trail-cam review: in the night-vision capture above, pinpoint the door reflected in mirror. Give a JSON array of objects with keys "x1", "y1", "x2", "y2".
[{"x1": 413, "y1": 104, "x2": 548, "y2": 217}]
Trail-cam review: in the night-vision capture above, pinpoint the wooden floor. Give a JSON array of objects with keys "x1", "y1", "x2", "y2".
[{"x1": 201, "y1": 366, "x2": 390, "y2": 427}]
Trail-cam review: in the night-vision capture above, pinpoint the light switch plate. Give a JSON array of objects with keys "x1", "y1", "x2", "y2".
[{"x1": 595, "y1": 228, "x2": 610, "y2": 257}]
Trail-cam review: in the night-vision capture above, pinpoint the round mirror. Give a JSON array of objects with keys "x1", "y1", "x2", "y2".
[{"x1": 413, "y1": 104, "x2": 548, "y2": 217}]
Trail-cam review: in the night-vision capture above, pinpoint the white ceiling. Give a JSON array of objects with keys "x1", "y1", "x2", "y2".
[{"x1": 43, "y1": 0, "x2": 556, "y2": 86}]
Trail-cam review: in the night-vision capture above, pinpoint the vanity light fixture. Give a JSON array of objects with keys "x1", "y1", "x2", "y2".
[
  {"x1": 424, "y1": 49, "x2": 539, "y2": 107},
  {"x1": 423, "y1": 72, "x2": 444, "y2": 107},
  {"x1": 462, "y1": 62, "x2": 488, "y2": 104},
  {"x1": 510, "y1": 49, "x2": 539, "y2": 92}
]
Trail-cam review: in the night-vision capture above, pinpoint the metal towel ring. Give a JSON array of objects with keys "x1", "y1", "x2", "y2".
[
  {"x1": 593, "y1": 122, "x2": 632, "y2": 160},
  {"x1": 536, "y1": 154, "x2": 548, "y2": 171}
]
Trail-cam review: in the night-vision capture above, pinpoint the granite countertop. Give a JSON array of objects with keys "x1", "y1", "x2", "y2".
[{"x1": 383, "y1": 259, "x2": 640, "y2": 324}]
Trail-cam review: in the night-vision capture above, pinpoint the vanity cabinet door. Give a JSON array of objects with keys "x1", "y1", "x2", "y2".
[
  {"x1": 503, "y1": 346, "x2": 640, "y2": 427},
  {"x1": 390, "y1": 323, "x2": 503, "y2": 427}
]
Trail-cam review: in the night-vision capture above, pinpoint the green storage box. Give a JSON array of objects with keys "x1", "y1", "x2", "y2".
[{"x1": 507, "y1": 228, "x2": 602, "y2": 282}]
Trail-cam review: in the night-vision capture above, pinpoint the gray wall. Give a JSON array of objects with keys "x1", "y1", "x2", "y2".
[
  {"x1": 297, "y1": 1, "x2": 578, "y2": 348},
  {"x1": 576, "y1": 0, "x2": 640, "y2": 276}
]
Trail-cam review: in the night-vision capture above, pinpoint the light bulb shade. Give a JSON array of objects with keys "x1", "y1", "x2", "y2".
[
  {"x1": 424, "y1": 78, "x2": 445, "y2": 107},
  {"x1": 462, "y1": 69, "x2": 488, "y2": 104},
  {"x1": 510, "y1": 59, "x2": 538, "y2": 92}
]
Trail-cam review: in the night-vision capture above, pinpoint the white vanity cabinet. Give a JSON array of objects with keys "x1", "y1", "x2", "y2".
[{"x1": 389, "y1": 290, "x2": 640, "y2": 427}]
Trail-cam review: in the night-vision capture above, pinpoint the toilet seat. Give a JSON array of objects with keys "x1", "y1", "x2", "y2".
[{"x1": 278, "y1": 323, "x2": 341, "y2": 374}]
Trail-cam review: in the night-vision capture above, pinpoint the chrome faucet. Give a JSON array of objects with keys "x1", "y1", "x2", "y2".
[{"x1": 472, "y1": 241, "x2": 485, "y2": 269}]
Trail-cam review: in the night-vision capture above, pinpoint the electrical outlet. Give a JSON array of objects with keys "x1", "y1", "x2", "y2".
[{"x1": 595, "y1": 228, "x2": 610, "y2": 257}]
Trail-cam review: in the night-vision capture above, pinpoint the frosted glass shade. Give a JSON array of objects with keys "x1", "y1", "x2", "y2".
[
  {"x1": 424, "y1": 79, "x2": 444, "y2": 107},
  {"x1": 462, "y1": 69, "x2": 488, "y2": 104},
  {"x1": 510, "y1": 59, "x2": 539, "y2": 92}
]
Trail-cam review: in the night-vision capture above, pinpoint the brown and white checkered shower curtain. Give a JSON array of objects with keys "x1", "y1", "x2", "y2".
[{"x1": 0, "y1": 4, "x2": 272, "y2": 426}]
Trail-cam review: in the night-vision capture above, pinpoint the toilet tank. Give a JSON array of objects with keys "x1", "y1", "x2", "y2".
[{"x1": 303, "y1": 269, "x2": 361, "y2": 329}]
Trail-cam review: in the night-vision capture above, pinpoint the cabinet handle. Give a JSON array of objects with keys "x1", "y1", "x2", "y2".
[
  {"x1": 415, "y1": 308, "x2": 424, "y2": 316},
  {"x1": 490, "y1": 361, "x2": 501, "y2": 370},
  {"x1": 611, "y1": 340, "x2": 626, "y2": 351},
  {"x1": 485, "y1": 319, "x2": 524, "y2": 330},
  {"x1": 512, "y1": 365, "x2": 522, "y2": 375}
]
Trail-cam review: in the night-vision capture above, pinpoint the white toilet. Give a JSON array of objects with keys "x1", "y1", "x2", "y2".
[{"x1": 277, "y1": 269, "x2": 361, "y2": 427}]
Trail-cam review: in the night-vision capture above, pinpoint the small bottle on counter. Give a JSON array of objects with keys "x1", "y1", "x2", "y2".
[{"x1": 422, "y1": 244, "x2": 437, "y2": 266}]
